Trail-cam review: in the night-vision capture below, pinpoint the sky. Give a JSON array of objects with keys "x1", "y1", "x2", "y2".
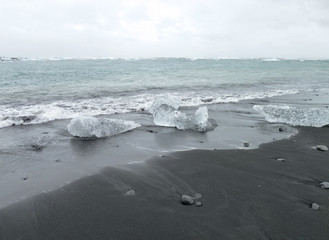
[{"x1": 1, "y1": 0, "x2": 329, "y2": 58}]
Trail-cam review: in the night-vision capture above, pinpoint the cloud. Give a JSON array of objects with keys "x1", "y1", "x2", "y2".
[{"x1": 0, "y1": 0, "x2": 328, "y2": 58}]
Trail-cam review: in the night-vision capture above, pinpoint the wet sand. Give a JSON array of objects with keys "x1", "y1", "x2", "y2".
[{"x1": 0, "y1": 126, "x2": 328, "y2": 240}]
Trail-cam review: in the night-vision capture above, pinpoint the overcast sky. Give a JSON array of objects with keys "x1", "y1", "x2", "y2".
[{"x1": 1, "y1": 0, "x2": 329, "y2": 58}]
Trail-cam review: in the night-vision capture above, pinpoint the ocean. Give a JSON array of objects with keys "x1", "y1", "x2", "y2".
[
  {"x1": 1, "y1": 58, "x2": 328, "y2": 128},
  {"x1": 0, "y1": 57, "x2": 329, "y2": 208}
]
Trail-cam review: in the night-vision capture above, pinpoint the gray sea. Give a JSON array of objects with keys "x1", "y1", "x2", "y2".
[{"x1": 1, "y1": 58, "x2": 328, "y2": 128}]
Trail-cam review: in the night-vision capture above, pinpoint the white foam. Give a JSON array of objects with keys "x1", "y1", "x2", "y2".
[
  {"x1": 0, "y1": 89, "x2": 300, "y2": 129},
  {"x1": 254, "y1": 105, "x2": 329, "y2": 127},
  {"x1": 261, "y1": 58, "x2": 281, "y2": 62},
  {"x1": 67, "y1": 116, "x2": 140, "y2": 138}
]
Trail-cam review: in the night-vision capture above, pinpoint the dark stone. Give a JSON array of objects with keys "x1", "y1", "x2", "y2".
[
  {"x1": 201, "y1": 98, "x2": 213, "y2": 103},
  {"x1": 243, "y1": 142, "x2": 250, "y2": 147},
  {"x1": 30, "y1": 144, "x2": 45, "y2": 151},
  {"x1": 19, "y1": 115, "x2": 36, "y2": 123}
]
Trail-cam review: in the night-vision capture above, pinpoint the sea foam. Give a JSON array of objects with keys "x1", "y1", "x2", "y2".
[
  {"x1": 0, "y1": 90, "x2": 299, "y2": 129},
  {"x1": 254, "y1": 105, "x2": 329, "y2": 127},
  {"x1": 67, "y1": 116, "x2": 140, "y2": 138}
]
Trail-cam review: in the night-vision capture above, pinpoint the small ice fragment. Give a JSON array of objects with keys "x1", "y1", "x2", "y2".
[
  {"x1": 316, "y1": 145, "x2": 328, "y2": 151},
  {"x1": 320, "y1": 182, "x2": 329, "y2": 189},
  {"x1": 311, "y1": 203, "x2": 320, "y2": 210},
  {"x1": 181, "y1": 195, "x2": 194, "y2": 205},
  {"x1": 193, "y1": 106, "x2": 208, "y2": 130},
  {"x1": 194, "y1": 193, "x2": 202, "y2": 199},
  {"x1": 125, "y1": 190, "x2": 136, "y2": 196}
]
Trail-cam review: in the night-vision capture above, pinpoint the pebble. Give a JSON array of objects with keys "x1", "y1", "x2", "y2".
[
  {"x1": 279, "y1": 127, "x2": 285, "y2": 132},
  {"x1": 311, "y1": 203, "x2": 320, "y2": 210},
  {"x1": 195, "y1": 201, "x2": 202, "y2": 207},
  {"x1": 243, "y1": 142, "x2": 250, "y2": 147},
  {"x1": 181, "y1": 195, "x2": 194, "y2": 205},
  {"x1": 125, "y1": 190, "x2": 136, "y2": 196},
  {"x1": 316, "y1": 145, "x2": 328, "y2": 151},
  {"x1": 30, "y1": 144, "x2": 44, "y2": 151},
  {"x1": 320, "y1": 182, "x2": 329, "y2": 189}
]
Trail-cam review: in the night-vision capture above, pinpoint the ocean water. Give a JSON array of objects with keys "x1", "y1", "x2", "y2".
[{"x1": 1, "y1": 58, "x2": 329, "y2": 128}]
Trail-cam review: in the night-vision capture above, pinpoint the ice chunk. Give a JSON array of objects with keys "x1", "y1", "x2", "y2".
[
  {"x1": 153, "y1": 104, "x2": 186, "y2": 127},
  {"x1": 150, "y1": 96, "x2": 215, "y2": 132},
  {"x1": 194, "y1": 106, "x2": 208, "y2": 130},
  {"x1": 148, "y1": 95, "x2": 180, "y2": 114},
  {"x1": 254, "y1": 105, "x2": 329, "y2": 127},
  {"x1": 67, "y1": 116, "x2": 140, "y2": 138}
]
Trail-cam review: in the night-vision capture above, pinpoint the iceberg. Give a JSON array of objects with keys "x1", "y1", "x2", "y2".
[{"x1": 67, "y1": 116, "x2": 140, "y2": 138}]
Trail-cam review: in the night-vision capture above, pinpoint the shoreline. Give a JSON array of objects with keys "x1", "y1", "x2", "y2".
[
  {"x1": 0, "y1": 93, "x2": 302, "y2": 209},
  {"x1": 1, "y1": 126, "x2": 328, "y2": 239}
]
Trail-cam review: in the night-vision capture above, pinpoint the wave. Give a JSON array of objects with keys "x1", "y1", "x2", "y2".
[
  {"x1": 6, "y1": 57, "x2": 328, "y2": 62},
  {"x1": 254, "y1": 105, "x2": 329, "y2": 127},
  {"x1": 0, "y1": 89, "x2": 299, "y2": 128},
  {"x1": 261, "y1": 58, "x2": 281, "y2": 62}
]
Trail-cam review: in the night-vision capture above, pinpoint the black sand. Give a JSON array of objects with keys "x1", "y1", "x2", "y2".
[{"x1": 0, "y1": 126, "x2": 329, "y2": 240}]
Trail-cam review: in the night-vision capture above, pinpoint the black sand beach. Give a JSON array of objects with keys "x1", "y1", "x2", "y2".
[{"x1": 1, "y1": 126, "x2": 328, "y2": 240}]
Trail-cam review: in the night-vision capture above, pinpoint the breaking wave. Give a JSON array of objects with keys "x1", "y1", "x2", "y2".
[
  {"x1": 254, "y1": 105, "x2": 329, "y2": 127},
  {"x1": 0, "y1": 89, "x2": 299, "y2": 129}
]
